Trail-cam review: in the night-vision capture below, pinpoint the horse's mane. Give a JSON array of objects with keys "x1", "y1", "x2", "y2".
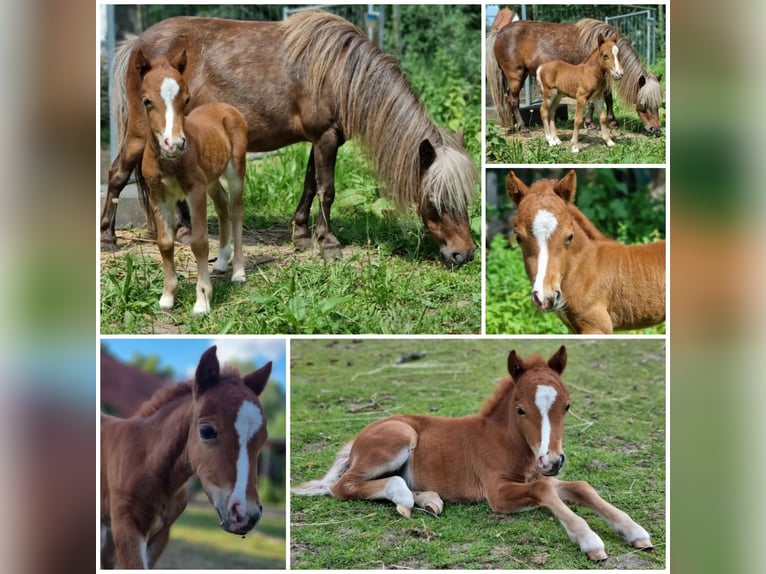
[
  {"x1": 135, "y1": 382, "x2": 192, "y2": 417},
  {"x1": 283, "y1": 9, "x2": 476, "y2": 216},
  {"x1": 575, "y1": 18, "x2": 663, "y2": 110},
  {"x1": 479, "y1": 354, "x2": 547, "y2": 417},
  {"x1": 568, "y1": 202, "x2": 614, "y2": 242}
]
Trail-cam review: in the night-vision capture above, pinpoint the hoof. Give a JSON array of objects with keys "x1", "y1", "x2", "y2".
[
  {"x1": 293, "y1": 235, "x2": 313, "y2": 251},
  {"x1": 176, "y1": 226, "x2": 192, "y2": 245},
  {"x1": 159, "y1": 295, "x2": 174, "y2": 311},
  {"x1": 587, "y1": 549, "x2": 608, "y2": 561},
  {"x1": 632, "y1": 539, "x2": 654, "y2": 550},
  {"x1": 606, "y1": 140, "x2": 616, "y2": 148},
  {"x1": 231, "y1": 270, "x2": 246, "y2": 283},
  {"x1": 101, "y1": 239, "x2": 119, "y2": 252},
  {"x1": 395, "y1": 504, "x2": 412, "y2": 518},
  {"x1": 571, "y1": 147, "x2": 580, "y2": 154},
  {"x1": 321, "y1": 245, "x2": 343, "y2": 263},
  {"x1": 425, "y1": 502, "x2": 442, "y2": 516}
]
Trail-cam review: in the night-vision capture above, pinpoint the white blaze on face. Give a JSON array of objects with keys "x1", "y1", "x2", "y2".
[
  {"x1": 231, "y1": 400, "x2": 263, "y2": 512},
  {"x1": 159, "y1": 77, "x2": 180, "y2": 147},
  {"x1": 535, "y1": 385, "x2": 558, "y2": 462},
  {"x1": 612, "y1": 44, "x2": 623, "y2": 76},
  {"x1": 531, "y1": 210, "x2": 558, "y2": 299}
]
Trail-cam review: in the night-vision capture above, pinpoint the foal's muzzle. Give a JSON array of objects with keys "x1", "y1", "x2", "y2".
[
  {"x1": 217, "y1": 503, "x2": 262, "y2": 535},
  {"x1": 541, "y1": 454, "x2": 566, "y2": 477}
]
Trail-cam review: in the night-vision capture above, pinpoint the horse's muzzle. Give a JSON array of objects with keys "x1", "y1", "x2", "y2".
[
  {"x1": 645, "y1": 125, "x2": 663, "y2": 137},
  {"x1": 440, "y1": 247, "x2": 475, "y2": 269},
  {"x1": 218, "y1": 503, "x2": 262, "y2": 535},
  {"x1": 541, "y1": 454, "x2": 566, "y2": 476}
]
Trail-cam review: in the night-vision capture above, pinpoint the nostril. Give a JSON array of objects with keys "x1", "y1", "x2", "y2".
[{"x1": 449, "y1": 251, "x2": 465, "y2": 265}]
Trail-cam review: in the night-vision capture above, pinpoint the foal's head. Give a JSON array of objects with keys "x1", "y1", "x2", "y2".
[
  {"x1": 508, "y1": 170, "x2": 582, "y2": 312},
  {"x1": 508, "y1": 346, "x2": 570, "y2": 476},
  {"x1": 188, "y1": 346, "x2": 271, "y2": 535},
  {"x1": 592, "y1": 33, "x2": 623, "y2": 80},
  {"x1": 134, "y1": 48, "x2": 191, "y2": 159}
]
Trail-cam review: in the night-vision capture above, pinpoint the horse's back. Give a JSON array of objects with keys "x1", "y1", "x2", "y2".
[{"x1": 496, "y1": 20, "x2": 589, "y2": 72}]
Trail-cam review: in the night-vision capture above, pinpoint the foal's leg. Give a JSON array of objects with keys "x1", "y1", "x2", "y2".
[
  {"x1": 554, "y1": 479, "x2": 652, "y2": 549},
  {"x1": 571, "y1": 95, "x2": 587, "y2": 153},
  {"x1": 331, "y1": 420, "x2": 419, "y2": 517},
  {"x1": 101, "y1": 137, "x2": 144, "y2": 247},
  {"x1": 313, "y1": 130, "x2": 344, "y2": 262},
  {"x1": 291, "y1": 147, "x2": 318, "y2": 250},
  {"x1": 486, "y1": 477, "x2": 607, "y2": 560},
  {"x1": 224, "y1": 159, "x2": 247, "y2": 283},
  {"x1": 595, "y1": 98, "x2": 616, "y2": 147},
  {"x1": 154, "y1": 194, "x2": 179, "y2": 311},
  {"x1": 188, "y1": 184, "x2": 213, "y2": 315},
  {"x1": 208, "y1": 180, "x2": 233, "y2": 274},
  {"x1": 110, "y1": 506, "x2": 151, "y2": 569}
]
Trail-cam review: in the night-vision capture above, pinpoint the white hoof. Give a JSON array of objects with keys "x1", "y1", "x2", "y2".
[
  {"x1": 193, "y1": 299, "x2": 210, "y2": 315},
  {"x1": 606, "y1": 140, "x2": 616, "y2": 147},
  {"x1": 159, "y1": 294, "x2": 174, "y2": 310},
  {"x1": 571, "y1": 146, "x2": 580, "y2": 153},
  {"x1": 213, "y1": 258, "x2": 229, "y2": 273},
  {"x1": 231, "y1": 269, "x2": 246, "y2": 283}
]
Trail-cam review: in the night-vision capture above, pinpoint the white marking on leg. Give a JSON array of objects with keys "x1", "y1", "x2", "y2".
[
  {"x1": 139, "y1": 537, "x2": 149, "y2": 569},
  {"x1": 382, "y1": 476, "x2": 415, "y2": 508},
  {"x1": 531, "y1": 210, "x2": 558, "y2": 303},
  {"x1": 230, "y1": 400, "x2": 263, "y2": 519},
  {"x1": 535, "y1": 385, "x2": 558, "y2": 463}
]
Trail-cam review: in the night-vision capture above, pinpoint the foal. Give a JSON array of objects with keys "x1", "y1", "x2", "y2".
[
  {"x1": 294, "y1": 346, "x2": 653, "y2": 561},
  {"x1": 507, "y1": 170, "x2": 666, "y2": 334},
  {"x1": 136, "y1": 48, "x2": 248, "y2": 314},
  {"x1": 536, "y1": 34, "x2": 623, "y2": 152},
  {"x1": 101, "y1": 346, "x2": 271, "y2": 569}
]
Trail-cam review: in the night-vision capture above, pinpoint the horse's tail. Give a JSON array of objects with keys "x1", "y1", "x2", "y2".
[
  {"x1": 291, "y1": 442, "x2": 353, "y2": 497},
  {"x1": 486, "y1": 29, "x2": 512, "y2": 130}
]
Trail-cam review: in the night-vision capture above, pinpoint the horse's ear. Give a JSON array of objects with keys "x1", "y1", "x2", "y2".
[
  {"x1": 507, "y1": 350, "x2": 526, "y2": 380},
  {"x1": 195, "y1": 346, "x2": 220, "y2": 395},
  {"x1": 244, "y1": 362, "x2": 272, "y2": 396},
  {"x1": 554, "y1": 170, "x2": 577, "y2": 203},
  {"x1": 170, "y1": 49, "x2": 187, "y2": 75},
  {"x1": 134, "y1": 48, "x2": 151, "y2": 78},
  {"x1": 656, "y1": 73, "x2": 663, "y2": 83},
  {"x1": 506, "y1": 171, "x2": 528, "y2": 206},
  {"x1": 419, "y1": 139, "x2": 437, "y2": 175},
  {"x1": 638, "y1": 75, "x2": 646, "y2": 88},
  {"x1": 548, "y1": 345, "x2": 567, "y2": 374},
  {"x1": 597, "y1": 33, "x2": 605, "y2": 46},
  {"x1": 455, "y1": 131, "x2": 465, "y2": 148}
]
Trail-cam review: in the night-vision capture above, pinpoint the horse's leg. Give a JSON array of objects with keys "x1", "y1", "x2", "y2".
[
  {"x1": 506, "y1": 69, "x2": 528, "y2": 133},
  {"x1": 331, "y1": 420, "x2": 419, "y2": 517},
  {"x1": 291, "y1": 147, "x2": 317, "y2": 250},
  {"x1": 595, "y1": 98, "x2": 616, "y2": 147},
  {"x1": 147, "y1": 525, "x2": 172, "y2": 568},
  {"x1": 584, "y1": 101, "x2": 597, "y2": 131},
  {"x1": 413, "y1": 491, "x2": 444, "y2": 516},
  {"x1": 110, "y1": 507, "x2": 151, "y2": 569},
  {"x1": 154, "y1": 194, "x2": 179, "y2": 311},
  {"x1": 553, "y1": 479, "x2": 653, "y2": 549},
  {"x1": 208, "y1": 180, "x2": 232, "y2": 274},
  {"x1": 101, "y1": 524, "x2": 117, "y2": 569},
  {"x1": 188, "y1": 184, "x2": 212, "y2": 315},
  {"x1": 486, "y1": 477, "x2": 607, "y2": 560},
  {"x1": 101, "y1": 137, "x2": 144, "y2": 248},
  {"x1": 604, "y1": 88, "x2": 618, "y2": 128},
  {"x1": 313, "y1": 130, "x2": 343, "y2": 262},
  {"x1": 571, "y1": 95, "x2": 586, "y2": 153}
]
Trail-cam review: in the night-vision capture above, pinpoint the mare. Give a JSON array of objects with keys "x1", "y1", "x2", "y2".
[
  {"x1": 101, "y1": 10, "x2": 478, "y2": 268},
  {"x1": 100, "y1": 346, "x2": 271, "y2": 569},
  {"x1": 487, "y1": 18, "x2": 663, "y2": 136},
  {"x1": 293, "y1": 346, "x2": 653, "y2": 560},
  {"x1": 136, "y1": 49, "x2": 248, "y2": 315},
  {"x1": 536, "y1": 34, "x2": 623, "y2": 153},
  {"x1": 507, "y1": 171, "x2": 666, "y2": 334}
]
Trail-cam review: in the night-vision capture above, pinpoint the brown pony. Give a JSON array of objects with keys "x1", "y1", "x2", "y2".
[
  {"x1": 507, "y1": 171, "x2": 666, "y2": 334},
  {"x1": 536, "y1": 34, "x2": 623, "y2": 153},
  {"x1": 293, "y1": 346, "x2": 653, "y2": 561},
  {"x1": 135, "y1": 49, "x2": 248, "y2": 315},
  {"x1": 100, "y1": 346, "x2": 271, "y2": 568},
  {"x1": 102, "y1": 10, "x2": 478, "y2": 268},
  {"x1": 487, "y1": 18, "x2": 663, "y2": 136}
]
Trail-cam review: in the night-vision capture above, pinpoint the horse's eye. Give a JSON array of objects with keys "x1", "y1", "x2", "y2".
[
  {"x1": 565, "y1": 233, "x2": 574, "y2": 245},
  {"x1": 142, "y1": 97, "x2": 152, "y2": 108},
  {"x1": 565, "y1": 404, "x2": 571, "y2": 413},
  {"x1": 199, "y1": 424, "x2": 217, "y2": 441},
  {"x1": 515, "y1": 233, "x2": 523, "y2": 244},
  {"x1": 516, "y1": 406, "x2": 526, "y2": 416}
]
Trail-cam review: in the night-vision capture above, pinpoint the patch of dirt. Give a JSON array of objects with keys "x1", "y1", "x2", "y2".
[{"x1": 603, "y1": 551, "x2": 655, "y2": 569}]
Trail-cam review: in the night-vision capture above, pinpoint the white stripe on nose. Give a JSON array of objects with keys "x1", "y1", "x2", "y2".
[
  {"x1": 535, "y1": 385, "x2": 558, "y2": 461},
  {"x1": 531, "y1": 210, "x2": 558, "y2": 301},
  {"x1": 612, "y1": 45, "x2": 623, "y2": 76},
  {"x1": 159, "y1": 77, "x2": 180, "y2": 148},
  {"x1": 230, "y1": 400, "x2": 263, "y2": 518}
]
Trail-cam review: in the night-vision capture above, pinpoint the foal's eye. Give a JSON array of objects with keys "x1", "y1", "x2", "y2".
[
  {"x1": 199, "y1": 424, "x2": 218, "y2": 441},
  {"x1": 516, "y1": 406, "x2": 526, "y2": 416},
  {"x1": 515, "y1": 233, "x2": 523, "y2": 244},
  {"x1": 565, "y1": 233, "x2": 574, "y2": 245},
  {"x1": 142, "y1": 97, "x2": 152, "y2": 108},
  {"x1": 565, "y1": 404, "x2": 571, "y2": 413}
]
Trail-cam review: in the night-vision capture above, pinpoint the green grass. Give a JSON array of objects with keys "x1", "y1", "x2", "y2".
[
  {"x1": 100, "y1": 142, "x2": 481, "y2": 334},
  {"x1": 155, "y1": 498, "x2": 286, "y2": 569},
  {"x1": 485, "y1": 234, "x2": 666, "y2": 335},
  {"x1": 290, "y1": 339, "x2": 666, "y2": 570}
]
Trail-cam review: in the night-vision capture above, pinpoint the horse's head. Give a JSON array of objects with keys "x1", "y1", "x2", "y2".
[
  {"x1": 188, "y1": 346, "x2": 271, "y2": 535},
  {"x1": 418, "y1": 135, "x2": 478, "y2": 269},
  {"x1": 636, "y1": 73, "x2": 664, "y2": 136},
  {"x1": 507, "y1": 346, "x2": 570, "y2": 476},
  {"x1": 595, "y1": 33, "x2": 623, "y2": 80},
  {"x1": 507, "y1": 170, "x2": 579, "y2": 313},
  {"x1": 134, "y1": 48, "x2": 191, "y2": 159}
]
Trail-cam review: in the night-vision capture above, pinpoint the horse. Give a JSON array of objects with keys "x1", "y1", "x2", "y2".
[
  {"x1": 507, "y1": 170, "x2": 666, "y2": 334},
  {"x1": 487, "y1": 18, "x2": 663, "y2": 136},
  {"x1": 101, "y1": 10, "x2": 479, "y2": 269},
  {"x1": 135, "y1": 49, "x2": 249, "y2": 315},
  {"x1": 293, "y1": 346, "x2": 653, "y2": 561},
  {"x1": 536, "y1": 34, "x2": 623, "y2": 153},
  {"x1": 100, "y1": 346, "x2": 271, "y2": 569}
]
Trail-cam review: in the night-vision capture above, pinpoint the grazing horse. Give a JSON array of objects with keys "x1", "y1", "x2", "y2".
[
  {"x1": 507, "y1": 170, "x2": 666, "y2": 334},
  {"x1": 136, "y1": 49, "x2": 249, "y2": 314},
  {"x1": 487, "y1": 18, "x2": 663, "y2": 136},
  {"x1": 536, "y1": 34, "x2": 623, "y2": 152},
  {"x1": 100, "y1": 346, "x2": 271, "y2": 569},
  {"x1": 293, "y1": 346, "x2": 653, "y2": 561},
  {"x1": 101, "y1": 10, "x2": 478, "y2": 268}
]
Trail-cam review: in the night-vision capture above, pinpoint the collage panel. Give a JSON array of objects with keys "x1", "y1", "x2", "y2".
[
  {"x1": 485, "y1": 4, "x2": 666, "y2": 163},
  {"x1": 99, "y1": 338, "x2": 287, "y2": 569},
  {"x1": 290, "y1": 338, "x2": 666, "y2": 569},
  {"x1": 485, "y1": 167, "x2": 666, "y2": 334}
]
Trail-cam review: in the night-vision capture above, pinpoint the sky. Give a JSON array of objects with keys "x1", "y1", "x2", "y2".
[{"x1": 101, "y1": 337, "x2": 286, "y2": 389}]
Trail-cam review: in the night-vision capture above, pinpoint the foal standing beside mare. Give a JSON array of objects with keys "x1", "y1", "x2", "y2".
[
  {"x1": 136, "y1": 48, "x2": 248, "y2": 314},
  {"x1": 507, "y1": 170, "x2": 665, "y2": 334},
  {"x1": 293, "y1": 346, "x2": 653, "y2": 561},
  {"x1": 101, "y1": 346, "x2": 272, "y2": 569},
  {"x1": 536, "y1": 34, "x2": 623, "y2": 152}
]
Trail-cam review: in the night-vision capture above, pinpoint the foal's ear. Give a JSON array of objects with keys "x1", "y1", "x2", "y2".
[
  {"x1": 554, "y1": 170, "x2": 577, "y2": 203},
  {"x1": 134, "y1": 48, "x2": 151, "y2": 78},
  {"x1": 597, "y1": 33, "x2": 606, "y2": 46},
  {"x1": 170, "y1": 49, "x2": 188, "y2": 75},
  {"x1": 419, "y1": 139, "x2": 437, "y2": 175},
  {"x1": 506, "y1": 171, "x2": 529, "y2": 206},
  {"x1": 244, "y1": 362, "x2": 272, "y2": 397},
  {"x1": 507, "y1": 350, "x2": 526, "y2": 380},
  {"x1": 195, "y1": 346, "x2": 220, "y2": 395},
  {"x1": 547, "y1": 345, "x2": 567, "y2": 374}
]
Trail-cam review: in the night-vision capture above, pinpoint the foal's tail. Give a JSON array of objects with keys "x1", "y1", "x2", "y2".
[
  {"x1": 486, "y1": 29, "x2": 512, "y2": 130},
  {"x1": 291, "y1": 442, "x2": 353, "y2": 497}
]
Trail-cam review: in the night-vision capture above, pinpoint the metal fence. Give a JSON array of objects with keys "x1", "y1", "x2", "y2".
[{"x1": 605, "y1": 10, "x2": 657, "y2": 66}]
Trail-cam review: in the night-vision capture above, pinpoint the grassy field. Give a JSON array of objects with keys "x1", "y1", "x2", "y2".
[
  {"x1": 154, "y1": 495, "x2": 286, "y2": 569},
  {"x1": 290, "y1": 338, "x2": 666, "y2": 570},
  {"x1": 100, "y1": 143, "x2": 481, "y2": 334}
]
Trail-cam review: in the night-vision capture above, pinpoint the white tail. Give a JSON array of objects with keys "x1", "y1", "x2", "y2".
[{"x1": 292, "y1": 442, "x2": 353, "y2": 496}]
